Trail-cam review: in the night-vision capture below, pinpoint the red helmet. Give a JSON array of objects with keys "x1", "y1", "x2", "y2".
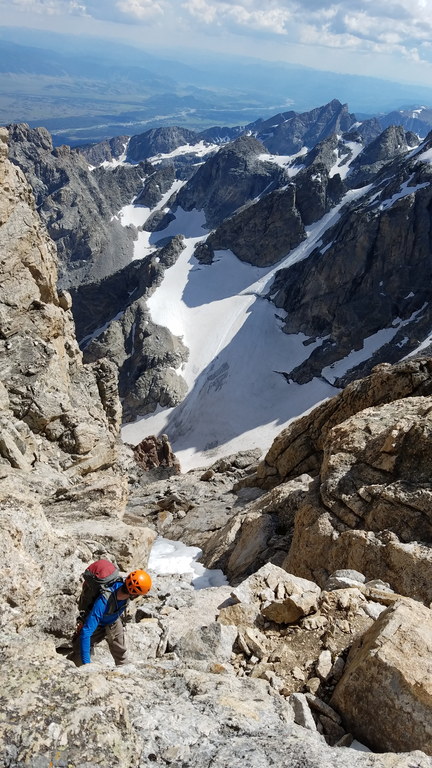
[{"x1": 125, "y1": 570, "x2": 152, "y2": 596}]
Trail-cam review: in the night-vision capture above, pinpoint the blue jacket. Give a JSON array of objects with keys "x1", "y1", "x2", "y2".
[{"x1": 80, "y1": 580, "x2": 128, "y2": 664}]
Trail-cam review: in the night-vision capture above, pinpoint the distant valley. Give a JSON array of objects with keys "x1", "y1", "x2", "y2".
[{"x1": 4, "y1": 28, "x2": 432, "y2": 145}]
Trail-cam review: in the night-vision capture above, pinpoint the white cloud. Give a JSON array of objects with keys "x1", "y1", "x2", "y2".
[
  {"x1": 3, "y1": 0, "x2": 432, "y2": 68},
  {"x1": 5, "y1": 0, "x2": 86, "y2": 14},
  {"x1": 180, "y1": 0, "x2": 432, "y2": 63},
  {"x1": 182, "y1": 0, "x2": 217, "y2": 23},
  {"x1": 115, "y1": 0, "x2": 165, "y2": 20},
  {"x1": 2, "y1": 0, "x2": 165, "y2": 22},
  {"x1": 182, "y1": 0, "x2": 291, "y2": 33}
]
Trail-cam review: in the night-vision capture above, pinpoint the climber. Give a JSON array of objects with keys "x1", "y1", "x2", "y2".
[{"x1": 68, "y1": 569, "x2": 152, "y2": 667}]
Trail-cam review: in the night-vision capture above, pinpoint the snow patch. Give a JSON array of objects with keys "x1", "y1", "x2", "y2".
[
  {"x1": 329, "y1": 140, "x2": 364, "y2": 180},
  {"x1": 415, "y1": 146, "x2": 432, "y2": 163},
  {"x1": 322, "y1": 328, "x2": 400, "y2": 383},
  {"x1": 148, "y1": 537, "x2": 227, "y2": 589},
  {"x1": 322, "y1": 305, "x2": 428, "y2": 383},
  {"x1": 378, "y1": 175, "x2": 430, "y2": 211},
  {"x1": 350, "y1": 741, "x2": 372, "y2": 753},
  {"x1": 118, "y1": 179, "x2": 186, "y2": 261},
  {"x1": 92, "y1": 139, "x2": 130, "y2": 169},
  {"x1": 148, "y1": 141, "x2": 217, "y2": 164},
  {"x1": 258, "y1": 147, "x2": 308, "y2": 177}
]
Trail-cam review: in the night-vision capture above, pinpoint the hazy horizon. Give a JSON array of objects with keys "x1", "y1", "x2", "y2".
[
  {"x1": 0, "y1": 1, "x2": 431, "y2": 89},
  {"x1": 2, "y1": 3, "x2": 432, "y2": 146}
]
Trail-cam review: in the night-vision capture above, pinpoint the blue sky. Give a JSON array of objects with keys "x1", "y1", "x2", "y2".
[{"x1": 2, "y1": 0, "x2": 432, "y2": 86}]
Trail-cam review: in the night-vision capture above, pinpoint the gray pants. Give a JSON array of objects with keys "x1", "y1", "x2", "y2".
[{"x1": 69, "y1": 618, "x2": 128, "y2": 667}]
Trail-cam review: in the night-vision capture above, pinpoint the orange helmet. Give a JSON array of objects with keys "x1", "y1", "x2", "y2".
[{"x1": 125, "y1": 570, "x2": 152, "y2": 596}]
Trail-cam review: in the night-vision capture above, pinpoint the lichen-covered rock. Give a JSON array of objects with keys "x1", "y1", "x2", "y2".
[
  {"x1": 0, "y1": 495, "x2": 91, "y2": 635},
  {"x1": 230, "y1": 563, "x2": 321, "y2": 607},
  {"x1": 319, "y1": 397, "x2": 432, "y2": 540},
  {"x1": 0, "y1": 637, "x2": 300, "y2": 768},
  {"x1": 175, "y1": 622, "x2": 238, "y2": 664},
  {"x1": 55, "y1": 518, "x2": 156, "y2": 572},
  {"x1": 262, "y1": 590, "x2": 320, "y2": 624}
]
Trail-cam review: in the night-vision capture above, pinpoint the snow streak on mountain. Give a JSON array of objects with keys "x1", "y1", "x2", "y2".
[
  {"x1": 119, "y1": 119, "x2": 432, "y2": 469},
  {"x1": 120, "y1": 182, "x2": 386, "y2": 469},
  {"x1": 9, "y1": 102, "x2": 432, "y2": 472}
]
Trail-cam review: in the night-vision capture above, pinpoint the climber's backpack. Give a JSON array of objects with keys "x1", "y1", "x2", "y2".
[{"x1": 77, "y1": 559, "x2": 122, "y2": 620}]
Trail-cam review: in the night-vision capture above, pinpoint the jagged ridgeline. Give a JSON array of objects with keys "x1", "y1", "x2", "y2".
[
  {"x1": 6, "y1": 99, "x2": 432, "y2": 447},
  {"x1": 1, "y1": 122, "x2": 432, "y2": 764}
]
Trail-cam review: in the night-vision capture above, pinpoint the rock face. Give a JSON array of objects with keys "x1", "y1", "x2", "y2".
[
  {"x1": 70, "y1": 235, "x2": 184, "y2": 340},
  {"x1": 269, "y1": 135, "x2": 432, "y2": 383},
  {"x1": 331, "y1": 599, "x2": 432, "y2": 754},
  {"x1": 0, "y1": 127, "x2": 123, "y2": 491},
  {"x1": 78, "y1": 134, "x2": 129, "y2": 165},
  {"x1": 200, "y1": 186, "x2": 306, "y2": 267},
  {"x1": 348, "y1": 125, "x2": 419, "y2": 186},
  {"x1": 283, "y1": 395, "x2": 432, "y2": 603},
  {"x1": 176, "y1": 135, "x2": 287, "y2": 228},
  {"x1": 126, "y1": 126, "x2": 201, "y2": 162},
  {"x1": 0, "y1": 123, "x2": 154, "y2": 633},
  {"x1": 252, "y1": 99, "x2": 356, "y2": 155},
  {"x1": 220, "y1": 359, "x2": 432, "y2": 606},
  {"x1": 257, "y1": 358, "x2": 432, "y2": 488},
  {"x1": 319, "y1": 397, "x2": 432, "y2": 542},
  {"x1": 6, "y1": 125, "x2": 199, "y2": 423},
  {"x1": 301, "y1": 132, "x2": 353, "y2": 172},
  {"x1": 294, "y1": 163, "x2": 345, "y2": 225},
  {"x1": 199, "y1": 100, "x2": 381, "y2": 152},
  {"x1": 135, "y1": 163, "x2": 176, "y2": 208},
  {"x1": 195, "y1": 154, "x2": 344, "y2": 267},
  {"x1": 72, "y1": 235, "x2": 188, "y2": 422},
  {"x1": 380, "y1": 107, "x2": 432, "y2": 139},
  {"x1": 201, "y1": 474, "x2": 312, "y2": 582},
  {"x1": 7, "y1": 123, "x2": 151, "y2": 287}
]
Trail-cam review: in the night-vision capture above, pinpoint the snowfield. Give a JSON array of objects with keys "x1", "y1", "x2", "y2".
[
  {"x1": 120, "y1": 180, "x2": 407, "y2": 472},
  {"x1": 120, "y1": 196, "x2": 342, "y2": 470}
]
